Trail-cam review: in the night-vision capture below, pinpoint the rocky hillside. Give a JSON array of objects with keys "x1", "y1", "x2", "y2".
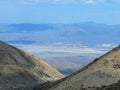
[
  {"x1": 81, "y1": 80, "x2": 120, "y2": 90},
  {"x1": 0, "y1": 41, "x2": 64, "y2": 90},
  {"x1": 45, "y1": 45, "x2": 120, "y2": 90}
]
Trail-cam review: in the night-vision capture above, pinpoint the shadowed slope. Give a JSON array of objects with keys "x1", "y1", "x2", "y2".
[{"x1": 0, "y1": 41, "x2": 64, "y2": 90}]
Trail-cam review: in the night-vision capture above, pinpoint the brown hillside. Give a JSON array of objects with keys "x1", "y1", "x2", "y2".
[
  {"x1": 46, "y1": 45, "x2": 120, "y2": 90},
  {"x1": 0, "y1": 41, "x2": 64, "y2": 90}
]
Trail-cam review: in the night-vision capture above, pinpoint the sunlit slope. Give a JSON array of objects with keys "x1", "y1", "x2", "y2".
[
  {"x1": 48, "y1": 45, "x2": 120, "y2": 90},
  {"x1": 0, "y1": 41, "x2": 64, "y2": 90}
]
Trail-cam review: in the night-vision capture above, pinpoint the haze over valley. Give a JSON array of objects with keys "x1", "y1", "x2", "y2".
[{"x1": 0, "y1": 22, "x2": 119, "y2": 75}]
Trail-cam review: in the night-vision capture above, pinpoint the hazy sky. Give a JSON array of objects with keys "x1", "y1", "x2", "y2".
[{"x1": 0, "y1": 0, "x2": 120, "y2": 24}]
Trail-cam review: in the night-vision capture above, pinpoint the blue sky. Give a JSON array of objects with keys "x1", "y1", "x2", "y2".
[{"x1": 0, "y1": 0, "x2": 120, "y2": 24}]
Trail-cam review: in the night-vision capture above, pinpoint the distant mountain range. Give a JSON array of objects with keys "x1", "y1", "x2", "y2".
[{"x1": 0, "y1": 22, "x2": 120, "y2": 48}]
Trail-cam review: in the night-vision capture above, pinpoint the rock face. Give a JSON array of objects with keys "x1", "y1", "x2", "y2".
[
  {"x1": 0, "y1": 41, "x2": 64, "y2": 90},
  {"x1": 47, "y1": 45, "x2": 120, "y2": 90}
]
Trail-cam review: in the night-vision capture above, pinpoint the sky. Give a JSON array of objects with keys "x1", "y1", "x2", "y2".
[{"x1": 0, "y1": 0, "x2": 120, "y2": 24}]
